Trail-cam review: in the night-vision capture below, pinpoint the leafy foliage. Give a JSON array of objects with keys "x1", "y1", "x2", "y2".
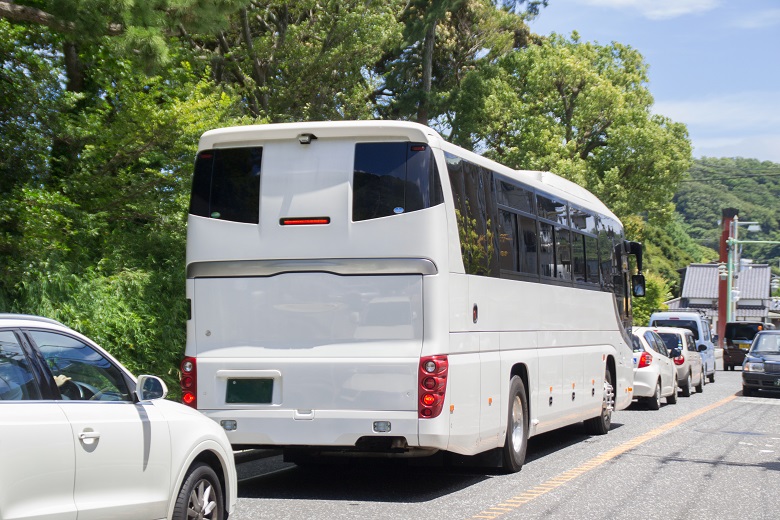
[
  {"x1": 675, "y1": 157, "x2": 780, "y2": 272},
  {"x1": 448, "y1": 33, "x2": 691, "y2": 223},
  {"x1": 0, "y1": 1, "x2": 714, "y2": 392},
  {"x1": 632, "y1": 271, "x2": 672, "y2": 327}
]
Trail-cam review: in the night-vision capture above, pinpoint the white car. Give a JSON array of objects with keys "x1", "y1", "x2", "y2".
[
  {"x1": 0, "y1": 314, "x2": 237, "y2": 520},
  {"x1": 648, "y1": 311, "x2": 716, "y2": 383},
  {"x1": 651, "y1": 326, "x2": 705, "y2": 397},
  {"x1": 631, "y1": 327, "x2": 678, "y2": 409}
]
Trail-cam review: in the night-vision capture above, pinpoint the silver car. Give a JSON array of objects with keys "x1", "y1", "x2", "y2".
[
  {"x1": 631, "y1": 327, "x2": 678, "y2": 409},
  {"x1": 652, "y1": 326, "x2": 705, "y2": 397}
]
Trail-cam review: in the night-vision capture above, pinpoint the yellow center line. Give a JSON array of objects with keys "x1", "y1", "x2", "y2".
[{"x1": 469, "y1": 395, "x2": 737, "y2": 519}]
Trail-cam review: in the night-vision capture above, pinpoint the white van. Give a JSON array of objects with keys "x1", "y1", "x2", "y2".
[{"x1": 648, "y1": 311, "x2": 716, "y2": 383}]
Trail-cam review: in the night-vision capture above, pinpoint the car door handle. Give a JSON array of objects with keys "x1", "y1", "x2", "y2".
[{"x1": 78, "y1": 431, "x2": 101, "y2": 441}]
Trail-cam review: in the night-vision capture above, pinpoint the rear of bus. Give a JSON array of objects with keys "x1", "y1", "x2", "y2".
[{"x1": 181, "y1": 122, "x2": 452, "y2": 457}]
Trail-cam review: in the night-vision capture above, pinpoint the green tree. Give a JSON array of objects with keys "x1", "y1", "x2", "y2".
[
  {"x1": 377, "y1": 0, "x2": 535, "y2": 123},
  {"x1": 450, "y1": 33, "x2": 692, "y2": 224},
  {"x1": 631, "y1": 271, "x2": 671, "y2": 327},
  {"x1": 0, "y1": 20, "x2": 242, "y2": 390}
]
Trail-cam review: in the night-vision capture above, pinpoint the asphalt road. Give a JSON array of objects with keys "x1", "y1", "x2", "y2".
[{"x1": 230, "y1": 369, "x2": 780, "y2": 520}]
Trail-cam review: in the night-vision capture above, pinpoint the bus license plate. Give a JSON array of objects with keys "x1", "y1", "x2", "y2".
[{"x1": 226, "y1": 378, "x2": 273, "y2": 404}]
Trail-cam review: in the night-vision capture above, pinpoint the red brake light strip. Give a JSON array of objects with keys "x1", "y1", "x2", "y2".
[{"x1": 280, "y1": 217, "x2": 331, "y2": 226}]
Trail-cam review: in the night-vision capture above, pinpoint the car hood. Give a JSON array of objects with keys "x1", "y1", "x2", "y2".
[{"x1": 746, "y1": 353, "x2": 780, "y2": 362}]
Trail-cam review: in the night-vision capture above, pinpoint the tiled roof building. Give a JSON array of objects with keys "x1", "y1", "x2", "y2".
[{"x1": 664, "y1": 263, "x2": 774, "y2": 321}]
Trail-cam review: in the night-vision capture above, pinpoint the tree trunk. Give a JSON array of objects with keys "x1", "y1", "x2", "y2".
[{"x1": 417, "y1": 20, "x2": 437, "y2": 125}]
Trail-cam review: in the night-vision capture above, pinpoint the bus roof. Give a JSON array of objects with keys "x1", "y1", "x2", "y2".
[{"x1": 199, "y1": 120, "x2": 618, "y2": 223}]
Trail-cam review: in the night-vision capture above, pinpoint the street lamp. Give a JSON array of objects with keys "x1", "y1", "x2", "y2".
[{"x1": 726, "y1": 216, "x2": 761, "y2": 322}]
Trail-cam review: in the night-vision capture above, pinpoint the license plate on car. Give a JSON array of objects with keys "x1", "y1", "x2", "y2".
[{"x1": 226, "y1": 378, "x2": 273, "y2": 404}]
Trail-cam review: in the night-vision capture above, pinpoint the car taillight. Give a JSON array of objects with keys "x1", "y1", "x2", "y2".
[
  {"x1": 673, "y1": 356, "x2": 685, "y2": 366},
  {"x1": 637, "y1": 352, "x2": 653, "y2": 369},
  {"x1": 180, "y1": 357, "x2": 197, "y2": 409},
  {"x1": 419, "y1": 355, "x2": 448, "y2": 418}
]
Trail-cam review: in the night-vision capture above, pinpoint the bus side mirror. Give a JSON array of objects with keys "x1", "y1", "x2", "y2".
[{"x1": 632, "y1": 274, "x2": 646, "y2": 297}]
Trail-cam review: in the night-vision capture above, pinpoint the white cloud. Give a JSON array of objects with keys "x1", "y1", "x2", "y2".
[
  {"x1": 692, "y1": 134, "x2": 780, "y2": 162},
  {"x1": 654, "y1": 93, "x2": 780, "y2": 161},
  {"x1": 579, "y1": 0, "x2": 720, "y2": 20},
  {"x1": 732, "y1": 9, "x2": 780, "y2": 29},
  {"x1": 654, "y1": 93, "x2": 780, "y2": 131}
]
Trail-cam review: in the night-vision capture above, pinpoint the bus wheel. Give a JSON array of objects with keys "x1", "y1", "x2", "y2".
[
  {"x1": 502, "y1": 376, "x2": 529, "y2": 473},
  {"x1": 584, "y1": 368, "x2": 613, "y2": 435}
]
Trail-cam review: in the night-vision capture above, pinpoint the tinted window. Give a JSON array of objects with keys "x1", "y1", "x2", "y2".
[
  {"x1": 657, "y1": 332, "x2": 682, "y2": 352},
  {"x1": 497, "y1": 181, "x2": 535, "y2": 213},
  {"x1": 652, "y1": 320, "x2": 699, "y2": 340},
  {"x1": 556, "y1": 227, "x2": 572, "y2": 281},
  {"x1": 353, "y1": 142, "x2": 443, "y2": 221},
  {"x1": 539, "y1": 222, "x2": 555, "y2": 278},
  {"x1": 570, "y1": 207, "x2": 597, "y2": 233},
  {"x1": 189, "y1": 147, "x2": 262, "y2": 224},
  {"x1": 537, "y1": 195, "x2": 568, "y2": 226},
  {"x1": 585, "y1": 235, "x2": 600, "y2": 284},
  {"x1": 725, "y1": 323, "x2": 763, "y2": 342},
  {"x1": 572, "y1": 232, "x2": 586, "y2": 282},
  {"x1": 30, "y1": 331, "x2": 131, "y2": 402},
  {"x1": 498, "y1": 210, "x2": 518, "y2": 271},
  {"x1": 0, "y1": 331, "x2": 40, "y2": 400},
  {"x1": 518, "y1": 215, "x2": 538, "y2": 275},
  {"x1": 447, "y1": 153, "x2": 499, "y2": 277}
]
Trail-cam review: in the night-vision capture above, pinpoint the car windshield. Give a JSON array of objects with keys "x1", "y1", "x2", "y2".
[
  {"x1": 751, "y1": 334, "x2": 780, "y2": 354},
  {"x1": 652, "y1": 320, "x2": 698, "y2": 340},
  {"x1": 656, "y1": 333, "x2": 682, "y2": 352}
]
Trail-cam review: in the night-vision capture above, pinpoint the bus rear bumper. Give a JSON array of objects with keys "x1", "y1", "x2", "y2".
[{"x1": 199, "y1": 409, "x2": 448, "y2": 451}]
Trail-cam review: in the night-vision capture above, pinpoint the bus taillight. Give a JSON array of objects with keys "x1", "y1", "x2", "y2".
[
  {"x1": 180, "y1": 357, "x2": 197, "y2": 408},
  {"x1": 419, "y1": 355, "x2": 448, "y2": 418}
]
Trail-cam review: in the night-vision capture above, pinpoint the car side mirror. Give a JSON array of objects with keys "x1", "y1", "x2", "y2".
[
  {"x1": 136, "y1": 375, "x2": 168, "y2": 401},
  {"x1": 670, "y1": 348, "x2": 681, "y2": 358},
  {"x1": 697, "y1": 344, "x2": 707, "y2": 353},
  {"x1": 631, "y1": 274, "x2": 646, "y2": 297}
]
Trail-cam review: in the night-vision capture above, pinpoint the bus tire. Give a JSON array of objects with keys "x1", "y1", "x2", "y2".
[
  {"x1": 502, "y1": 376, "x2": 529, "y2": 473},
  {"x1": 584, "y1": 368, "x2": 613, "y2": 435}
]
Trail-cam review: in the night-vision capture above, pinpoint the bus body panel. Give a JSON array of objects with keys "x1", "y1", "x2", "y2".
[{"x1": 184, "y1": 121, "x2": 639, "y2": 460}]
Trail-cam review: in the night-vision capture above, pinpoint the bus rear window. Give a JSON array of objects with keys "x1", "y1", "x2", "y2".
[
  {"x1": 352, "y1": 142, "x2": 443, "y2": 222},
  {"x1": 189, "y1": 147, "x2": 262, "y2": 224}
]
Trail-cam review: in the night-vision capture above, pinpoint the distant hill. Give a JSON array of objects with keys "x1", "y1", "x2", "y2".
[{"x1": 673, "y1": 157, "x2": 780, "y2": 274}]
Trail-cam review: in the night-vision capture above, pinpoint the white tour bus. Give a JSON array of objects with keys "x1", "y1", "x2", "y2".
[{"x1": 181, "y1": 121, "x2": 645, "y2": 472}]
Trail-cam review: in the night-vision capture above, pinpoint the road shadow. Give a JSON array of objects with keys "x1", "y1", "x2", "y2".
[{"x1": 237, "y1": 421, "x2": 621, "y2": 503}]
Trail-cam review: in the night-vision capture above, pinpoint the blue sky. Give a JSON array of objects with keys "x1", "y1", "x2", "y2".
[{"x1": 527, "y1": 0, "x2": 780, "y2": 163}]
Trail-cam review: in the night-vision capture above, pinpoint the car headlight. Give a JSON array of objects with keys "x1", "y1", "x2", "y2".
[{"x1": 744, "y1": 361, "x2": 765, "y2": 373}]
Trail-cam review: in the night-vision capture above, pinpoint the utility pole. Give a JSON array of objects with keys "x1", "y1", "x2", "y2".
[{"x1": 717, "y1": 208, "x2": 738, "y2": 348}]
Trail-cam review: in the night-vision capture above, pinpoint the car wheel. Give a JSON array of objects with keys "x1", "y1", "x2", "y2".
[
  {"x1": 502, "y1": 376, "x2": 529, "y2": 473},
  {"x1": 173, "y1": 462, "x2": 225, "y2": 520},
  {"x1": 695, "y1": 372, "x2": 704, "y2": 393},
  {"x1": 667, "y1": 378, "x2": 678, "y2": 405},
  {"x1": 646, "y1": 380, "x2": 661, "y2": 410},
  {"x1": 584, "y1": 368, "x2": 614, "y2": 435},
  {"x1": 708, "y1": 369, "x2": 715, "y2": 383},
  {"x1": 681, "y1": 372, "x2": 692, "y2": 397}
]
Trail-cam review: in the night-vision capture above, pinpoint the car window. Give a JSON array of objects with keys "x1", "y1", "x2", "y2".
[
  {"x1": 650, "y1": 332, "x2": 668, "y2": 356},
  {"x1": 686, "y1": 335, "x2": 696, "y2": 352},
  {"x1": 0, "y1": 331, "x2": 41, "y2": 400},
  {"x1": 631, "y1": 335, "x2": 643, "y2": 352},
  {"x1": 28, "y1": 330, "x2": 132, "y2": 402},
  {"x1": 657, "y1": 332, "x2": 681, "y2": 353},
  {"x1": 752, "y1": 334, "x2": 780, "y2": 353},
  {"x1": 644, "y1": 332, "x2": 661, "y2": 354}
]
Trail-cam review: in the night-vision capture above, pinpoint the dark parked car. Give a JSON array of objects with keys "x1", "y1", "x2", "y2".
[
  {"x1": 724, "y1": 321, "x2": 774, "y2": 370},
  {"x1": 742, "y1": 330, "x2": 780, "y2": 397}
]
